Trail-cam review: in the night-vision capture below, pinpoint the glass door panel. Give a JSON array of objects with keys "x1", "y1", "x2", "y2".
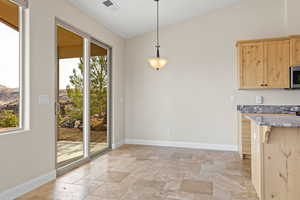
[
  {"x1": 57, "y1": 26, "x2": 84, "y2": 167},
  {"x1": 89, "y1": 42, "x2": 109, "y2": 154}
]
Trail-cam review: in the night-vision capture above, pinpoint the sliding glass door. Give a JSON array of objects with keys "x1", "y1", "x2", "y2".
[
  {"x1": 55, "y1": 21, "x2": 111, "y2": 169},
  {"x1": 89, "y1": 42, "x2": 109, "y2": 154},
  {"x1": 56, "y1": 26, "x2": 84, "y2": 167}
]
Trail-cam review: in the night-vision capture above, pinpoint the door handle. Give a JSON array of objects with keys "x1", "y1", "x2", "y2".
[
  {"x1": 55, "y1": 102, "x2": 61, "y2": 115},
  {"x1": 260, "y1": 83, "x2": 268, "y2": 87}
]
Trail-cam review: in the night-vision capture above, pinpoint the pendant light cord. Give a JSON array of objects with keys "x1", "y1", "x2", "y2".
[
  {"x1": 157, "y1": 0, "x2": 159, "y2": 48},
  {"x1": 156, "y1": 0, "x2": 160, "y2": 57}
]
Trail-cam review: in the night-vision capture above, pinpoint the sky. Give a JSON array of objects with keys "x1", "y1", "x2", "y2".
[
  {"x1": 59, "y1": 58, "x2": 81, "y2": 89},
  {"x1": 0, "y1": 23, "x2": 19, "y2": 88},
  {"x1": 0, "y1": 22, "x2": 80, "y2": 89}
]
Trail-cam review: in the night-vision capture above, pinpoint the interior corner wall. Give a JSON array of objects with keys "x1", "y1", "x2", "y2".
[
  {"x1": 286, "y1": 0, "x2": 300, "y2": 34},
  {"x1": 124, "y1": 0, "x2": 300, "y2": 147},
  {"x1": 0, "y1": 0, "x2": 125, "y2": 192}
]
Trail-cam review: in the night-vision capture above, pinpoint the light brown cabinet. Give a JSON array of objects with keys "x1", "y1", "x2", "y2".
[
  {"x1": 237, "y1": 38, "x2": 290, "y2": 89},
  {"x1": 250, "y1": 122, "x2": 300, "y2": 200},
  {"x1": 238, "y1": 114, "x2": 251, "y2": 158},
  {"x1": 264, "y1": 40, "x2": 290, "y2": 88},
  {"x1": 290, "y1": 36, "x2": 300, "y2": 66},
  {"x1": 238, "y1": 113, "x2": 295, "y2": 159},
  {"x1": 251, "y1": 122, "x2": 266, "y2": 199},
  {"x1": 238, "y1": 42, "x2": 264, "y2": 89}
]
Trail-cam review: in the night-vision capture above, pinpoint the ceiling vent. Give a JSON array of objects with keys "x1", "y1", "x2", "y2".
[
  {"x1": 102, "y1": 0, "x2": 119, "y2": 10},
  {"x1": 103, "y1": 0, "x2": 113, "y2": 7}
]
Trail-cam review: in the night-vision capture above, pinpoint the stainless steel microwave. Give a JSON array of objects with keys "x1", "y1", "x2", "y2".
[{"x1": 290, "y1": 66, "x2": 300, "y2": 89}]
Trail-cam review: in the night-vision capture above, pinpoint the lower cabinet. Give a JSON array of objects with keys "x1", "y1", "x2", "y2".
[
  {"x1": 239, "y1": 113, "x2": 294, "y2": 159},
  {"x1": 250, "y1": 123, "x2": 300, "y2": 200},
  {"x1": 239, "y1": 114, "x2": 251, "y2": 158}
]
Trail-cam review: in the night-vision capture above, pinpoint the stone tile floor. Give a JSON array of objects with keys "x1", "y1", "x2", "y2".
[{"x1": 18, "y1": 145, "x2": 258, "y2": 200}]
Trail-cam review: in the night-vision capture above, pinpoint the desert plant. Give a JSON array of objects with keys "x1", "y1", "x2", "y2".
[{"x1": 0, "y1": 110, "x2": 18, "y2": 128}]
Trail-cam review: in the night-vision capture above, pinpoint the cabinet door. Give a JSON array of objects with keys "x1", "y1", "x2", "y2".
[
  {"x1": 290, "y1": 38, "x2": 300, "y2": 66},
  {"x1": 238, "y1": 43, "x2": 264, "y2": 89},
  {"x1": 264, "y1": 40, "x2": 290, "y2": 89},
  {"x1": 240, "y1": 114, "x2": 251, "y2": 157}
]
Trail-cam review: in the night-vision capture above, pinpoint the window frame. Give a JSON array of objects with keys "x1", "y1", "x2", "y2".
[{"x1": 0, "y1": 0, "x2": 27, "y2": 135}]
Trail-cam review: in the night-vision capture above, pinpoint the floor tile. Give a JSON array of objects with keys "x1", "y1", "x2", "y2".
[
  {"x1": 18, "y1": 145, "x2": 258, "y2": 200},
  {"x1": 180, "y1": 180, "x2": 213, "y2": 195}
]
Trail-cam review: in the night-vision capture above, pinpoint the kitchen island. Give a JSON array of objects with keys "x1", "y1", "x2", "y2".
[
  {"x1": 237, "y1": 105, "x2": 300, "y2": 159},
  {"x1": 246, "y1": 115, "x2": 300, "y2": 200}
]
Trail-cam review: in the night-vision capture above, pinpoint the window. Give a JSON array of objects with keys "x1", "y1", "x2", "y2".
[{"x1": 0, "y1": 0, "x2": 26, "y2": 133}]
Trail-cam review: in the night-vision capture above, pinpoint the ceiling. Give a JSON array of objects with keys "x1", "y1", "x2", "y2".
[{"x1": 67, "y1": 0, "x2": 242, "y2": 38}]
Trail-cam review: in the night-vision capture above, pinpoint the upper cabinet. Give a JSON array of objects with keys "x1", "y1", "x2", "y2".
[
  {"x1": 264, "y1": 40, "x2": 290, "y2": 89},
  {"x1": 290, "y1": 36, "x2": 300, "y2": 66},
  {"x1": 238, "y1": 42, "x2": 264, "y2": 89},
  {"x1": 236, "y1": 36, "x2": 299, "y2": 89}
]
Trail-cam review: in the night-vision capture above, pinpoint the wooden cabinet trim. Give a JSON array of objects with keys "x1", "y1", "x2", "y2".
[{"x1": 236, "y1": 35, "x2": 300, "y2": 46}]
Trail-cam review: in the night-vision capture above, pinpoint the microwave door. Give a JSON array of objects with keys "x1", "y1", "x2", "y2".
[{"x1": 291, "y1": 68, "x2": 300, "y2": 88}]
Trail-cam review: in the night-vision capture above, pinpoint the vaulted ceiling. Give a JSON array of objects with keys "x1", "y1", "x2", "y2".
[{"x1": 67, "y1": 0, "x2": 242, "y2": 38}]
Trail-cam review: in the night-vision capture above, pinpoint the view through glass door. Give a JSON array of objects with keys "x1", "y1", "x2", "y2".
[
  {"x1": 57, "y1": 26, "x2": 84, "y2": 167},
  {"x1": 56, "y1": 23, "x2": 111, "y2": 169},
  {"x1": 89, "y1": 42, "x2": 109, "y2": 154}
]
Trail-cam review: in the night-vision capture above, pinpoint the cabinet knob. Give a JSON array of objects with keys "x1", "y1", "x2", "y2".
[{"x1": 260, "y1": 84, "x2": 264, "y2": 87}]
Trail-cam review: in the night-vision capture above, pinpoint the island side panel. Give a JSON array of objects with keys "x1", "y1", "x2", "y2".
[
  {"x1": 251, "y1": 122, "x2": 264, "y2": 199},
  {"x1": 263, "y1": 127, "x2": 300, "y2": 200}
]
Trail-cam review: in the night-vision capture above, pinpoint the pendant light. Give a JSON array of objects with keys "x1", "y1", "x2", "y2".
[{"x1": 148, "y1": 0, "x2": 168, "y2": 70}]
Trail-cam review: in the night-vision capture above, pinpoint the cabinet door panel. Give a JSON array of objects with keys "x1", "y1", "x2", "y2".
[
  {"x1": 264, "y1": 40, "x2": 290, "y2": 88},
  {"x1": 239, "y1": 43, "x2": 264, "y2": 89},
  {"x1": 290, "y1": 38, "x2": 300, "y2": 66}
]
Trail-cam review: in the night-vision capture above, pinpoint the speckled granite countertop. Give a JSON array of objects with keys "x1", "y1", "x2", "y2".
[
  {"x1": 237, "y1": 105, "x2": 300, "y2": 114},
  {"x1": 245, "y1": 115, "x2": 300, "y2": 127}
]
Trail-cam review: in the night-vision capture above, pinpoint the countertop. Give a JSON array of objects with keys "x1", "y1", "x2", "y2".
[
  {"x1": 245, "y1": 115, "x2": 300, "y2": 127},
  {"x1": 237, "y1": 105, "x2": 300, "y2": 114}
]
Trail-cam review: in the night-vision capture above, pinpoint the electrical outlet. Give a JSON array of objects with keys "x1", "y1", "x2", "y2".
[{"x1": 256, "y1": 96, "x2": 264, "y2": 104}]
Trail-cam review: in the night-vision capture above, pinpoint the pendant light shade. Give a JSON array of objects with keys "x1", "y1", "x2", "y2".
[
  {"x1": 148, "y1": 0, "x2": 167, "y2": 70},
  {"x1": 148, "y1": 57, "x2": 168, "y2": 70}
]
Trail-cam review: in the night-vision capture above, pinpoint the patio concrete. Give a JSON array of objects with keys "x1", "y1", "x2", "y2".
[{"x1": 57, "y1": 141, "x2": 107, "y2": 164}]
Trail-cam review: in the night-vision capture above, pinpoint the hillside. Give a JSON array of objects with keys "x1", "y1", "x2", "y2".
[
  {"x1": 0, "y1": 85, "x2": 75, "y2": 114},
  {"x1": 0, "y1": 84, "x2": 19, "y2": 105}
]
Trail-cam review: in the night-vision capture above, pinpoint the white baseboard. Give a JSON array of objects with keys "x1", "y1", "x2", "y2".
[
  {"x1": 112, "y1": 140, "x2": 124, "y2": 149},
  {"x1": 0, "y1": 171, "x2": 56, "y2": 200},
  {"x1": 125, "y1": 139, "x2": 237, "y2": 152}
]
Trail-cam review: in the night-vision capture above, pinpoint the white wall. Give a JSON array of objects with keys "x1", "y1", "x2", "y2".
[
  {"x1": 124, "y1": 0, "x2": 300, "y2": 147},
  {"x1": 0, "y1": 0, "x2": 125, "y2": 192},
  {"x1": 286, "y1": 0, "x2": 300, "y2": 34}
]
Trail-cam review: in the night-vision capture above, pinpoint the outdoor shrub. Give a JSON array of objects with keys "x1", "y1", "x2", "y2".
[{"x1": 0, "y1": 110, "x2": 18, "y2": 128}]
